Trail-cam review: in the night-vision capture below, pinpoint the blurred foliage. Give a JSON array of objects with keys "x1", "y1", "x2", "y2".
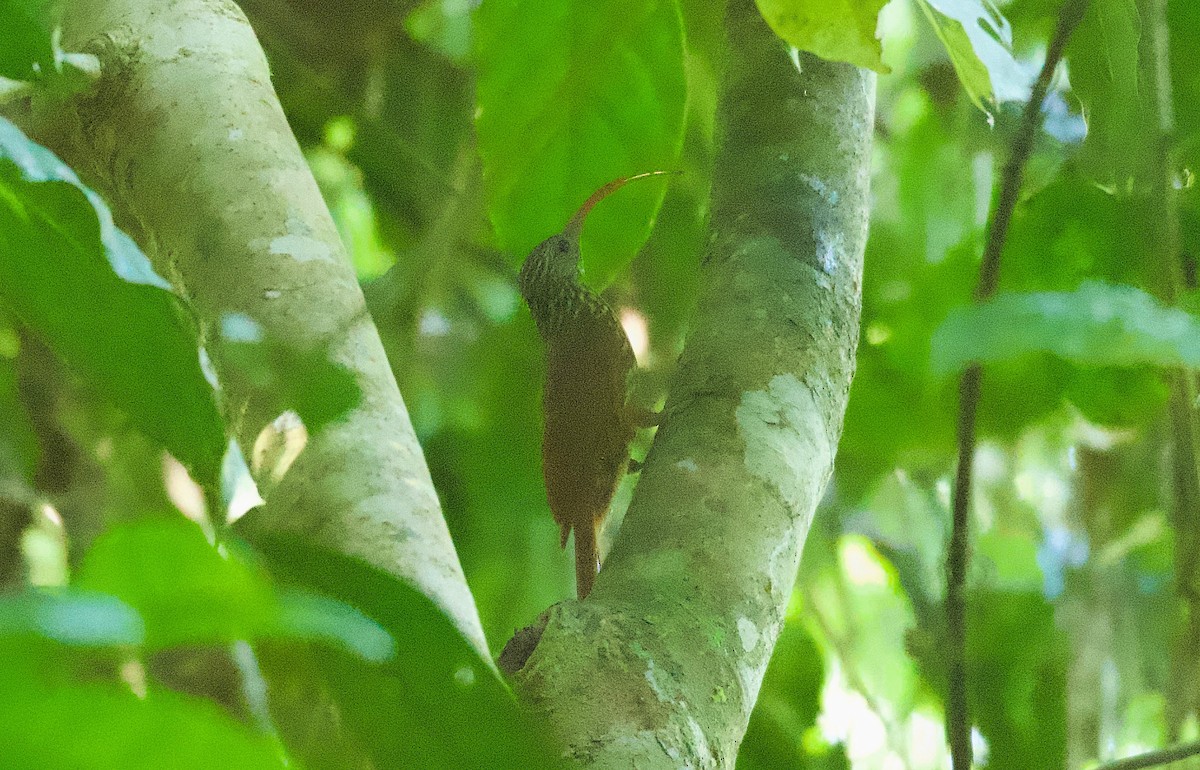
[
  {"x1": 0, "y1": 519, "x2": 554, "y2": 768},
  {"x1": 0, "y1": 0, "x2": 1198, "y2": 767},
  {"x1": 1068, "y1": 0, "x2": 1148, "y2": 189},
  {"x1": 0, "y1": 0, "x2": 55, "y2": 81},
  {"x1": 931, "y1": 281, "x2": 1200, "y2": 374},
  {"x1": 0, "y1": 117, "x2": 226, "y2": 485}
]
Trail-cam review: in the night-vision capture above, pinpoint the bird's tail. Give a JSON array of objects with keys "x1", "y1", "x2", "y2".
[{"x1": 573, "y1": 521, "x2": 600, "y2": 599}]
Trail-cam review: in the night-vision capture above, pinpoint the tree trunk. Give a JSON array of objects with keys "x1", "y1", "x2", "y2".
[
  {"x1": 19, "y1": 0, "x2": 489, "y2": 658},
  {"x1": 507, "y1": 1, "x2": 875, "y2": 765}
]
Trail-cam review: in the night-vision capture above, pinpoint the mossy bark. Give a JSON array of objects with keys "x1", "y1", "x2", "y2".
[{"x1": 509, "y1": 1, "x2": 875, "y2": 765}]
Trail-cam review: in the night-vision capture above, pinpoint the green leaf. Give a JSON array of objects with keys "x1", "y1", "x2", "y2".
[
  {"x1": 71, "y1": 518, "x2": 398, "y2": 662},
  {"x1": 916, "y1": 0, "x2": 1027, "y2": 109},
  {"x1": 474, "y1": 0, "x2": 687, "y2": 288},
  {"x1": 276, "y1": 590, "x2": 395, "y2": 664},
  {"x1": 73, "y1": 519, "x2": 396, "y2": 661},
  {"x1": 74, "y1": 519, "x2": 276, "y2": 651},
  {"x1": 1067, "y1": 0, "x2": 1148, "y2": 187},
  {"x1": 0, "y1": 0, "x2": 55, "y2": 81},
  {"x1": 754, "y1": 0, "x2": 890, "y2": 74},
  {"x1": 931, "y1": 281, "x2": 1200, "y2": 374},
  {"x1": 0, "y1": 117, "x2": 226, "y2": 484},
  {"x1": 254, "y1": 535, "x2": 561, "y2": 769},
  {"x1": 0, "y1": 589, "x2": 143, "y2": 646},
  {"x1": 0, "y1": 685, "x2": 287, "y2": 769}
]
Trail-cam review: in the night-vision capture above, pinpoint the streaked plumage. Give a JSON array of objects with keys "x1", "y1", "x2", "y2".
[
  {"x1": 518, "y1": 171, "x2": 673, "y2": 598},
  {"x1": 519, "y1": 232, "x2": 636, "y2": 599}
]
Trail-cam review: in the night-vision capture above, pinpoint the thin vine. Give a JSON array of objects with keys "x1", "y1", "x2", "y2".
[{"x1": 945, "y1": 1, "x2": 1090, "y2": 766}]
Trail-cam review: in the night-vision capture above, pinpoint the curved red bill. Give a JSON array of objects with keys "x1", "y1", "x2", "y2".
[{"x1": 562, "y1": 170, "x2": 682, "y2": 241}]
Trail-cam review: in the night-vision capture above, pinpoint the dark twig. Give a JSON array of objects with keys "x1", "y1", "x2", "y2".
[
  {"x1": 945, "y1": 2, "x2": 1090, "y2": 767},
  {"x1": 1091, "y1": 740, "x2": 1200, "y2": 770}
]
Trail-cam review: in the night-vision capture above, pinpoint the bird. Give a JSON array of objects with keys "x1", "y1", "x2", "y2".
[{"x1": 517, "y1": 172, "x2": 673, "y2": 598}]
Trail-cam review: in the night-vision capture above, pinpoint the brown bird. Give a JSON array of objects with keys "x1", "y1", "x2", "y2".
[{"x1": 518, "y1": 172, "x2": 671, "y2": 598}]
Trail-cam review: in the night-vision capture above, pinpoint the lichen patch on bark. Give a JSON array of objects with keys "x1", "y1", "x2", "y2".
[
  {"x1": 737, "y1": 617, "x2": 760, "y2": 653},
  {"x1": 735, "y1": 373, "x2": 830, "y2": 526}
]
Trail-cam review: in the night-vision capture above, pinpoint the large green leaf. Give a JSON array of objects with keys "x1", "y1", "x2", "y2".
[
  {"x1": 474, "y1": 0, "x2": 687, "y2": 288},
  {"x1": 74, "y1": 519, "x2": 276, "y2": 651},
  {"x1": 916, "y1": 0, "x2": 1027, "y2": 109},
  {"x1": 754, "y1": 0, "x2": 890, "y2": 73},
  {"x1": 931, "y1": 281, "x2": 1200, "y2": 374},
  {"x1": 0, "y1": 117, "x2": 226, "y2": 484},
  {"x1": 1067, "y1": 0, "x2": 1148, "y2": 187},
  {"x1": 74, "y1": 519, "x2": 393, "y2": 659},
  {"x1": 0, "y1": 685, "x2": 287, "y2": 769},
  {"x1": 254, "y1": 535, "x2": 560, "y2": 769},
  {"x1": 0, "y1": 0, "x2": 54, "y2": 81}
]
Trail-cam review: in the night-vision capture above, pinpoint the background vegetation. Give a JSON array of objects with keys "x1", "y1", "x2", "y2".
[{"x1": 1, "y1": 0, "x2": 1198, "y2": 767}]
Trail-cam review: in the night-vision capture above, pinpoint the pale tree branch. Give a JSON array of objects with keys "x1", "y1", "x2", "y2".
[{"x1": 22, "y1": 0, "x2": 488, "y2": 658}]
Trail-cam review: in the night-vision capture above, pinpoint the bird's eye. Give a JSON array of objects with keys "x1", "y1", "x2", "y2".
[{"x1": 558, "y1": 240, "x2": 569, "y2": 253}]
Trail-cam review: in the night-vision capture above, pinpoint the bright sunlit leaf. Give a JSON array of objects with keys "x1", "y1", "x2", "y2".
[
  {"x1": 916, "y1": 0, "x2": 1027, "y2": 108},
  {"x1": 754, "y1": 0, "x2": 891, "y2": 73}
]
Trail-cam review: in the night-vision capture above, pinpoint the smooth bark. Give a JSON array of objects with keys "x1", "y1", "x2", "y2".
[
  {"x1": 509, "y1": 2, "x2": 875, "y2": 765},
  {"x1": 25, "y1": 0, "x2": 488, "y2": 657}
]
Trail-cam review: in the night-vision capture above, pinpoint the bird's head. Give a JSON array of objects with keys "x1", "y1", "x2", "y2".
[{"x1": 517, "y1": 170, "x2": 679, "y2": 302}]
